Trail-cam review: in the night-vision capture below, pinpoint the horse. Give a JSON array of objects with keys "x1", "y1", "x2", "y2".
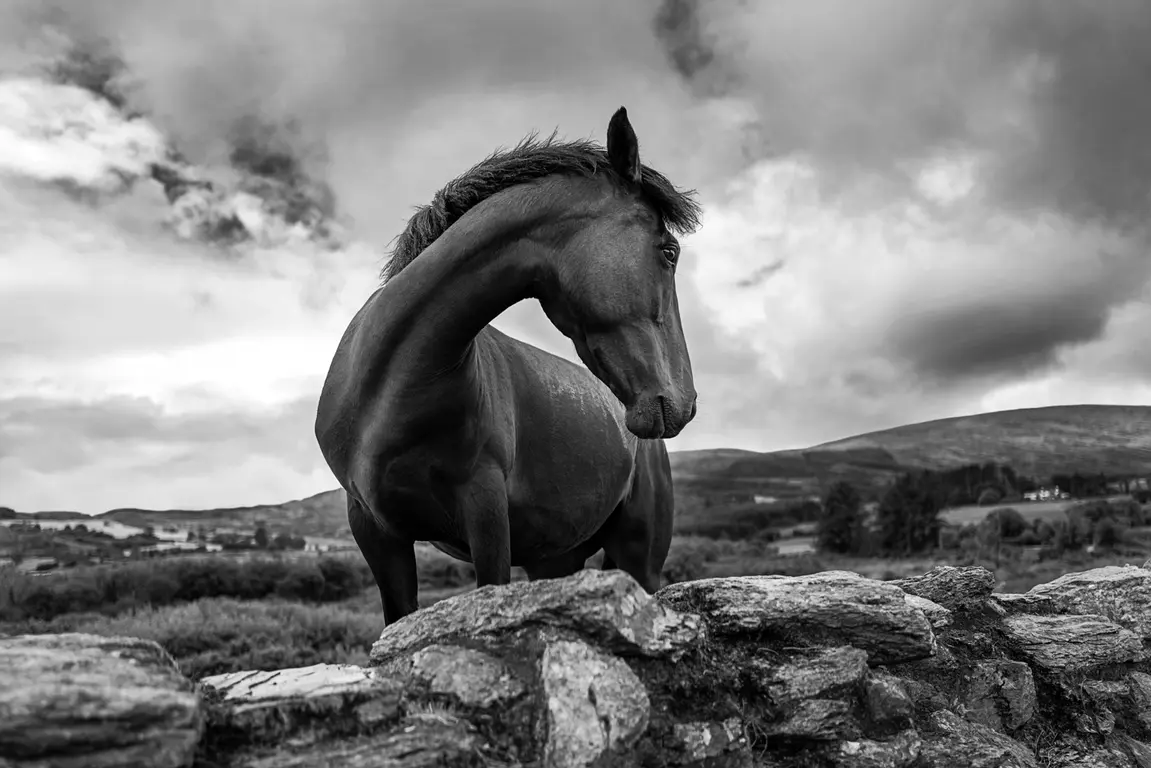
[{"x1": 314, "y1": 107, "x2": 702, "y2": 626}]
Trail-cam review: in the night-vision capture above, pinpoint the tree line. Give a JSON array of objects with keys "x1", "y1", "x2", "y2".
[{"x1": 815, "y1": 461, "x2": 1149, "y2": 557}]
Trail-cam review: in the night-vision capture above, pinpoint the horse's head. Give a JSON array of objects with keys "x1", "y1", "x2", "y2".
[{"x1": 538, "y1": 107, "x2": 697, "y2": 440}]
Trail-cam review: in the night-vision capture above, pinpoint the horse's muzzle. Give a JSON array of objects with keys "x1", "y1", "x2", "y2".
[{"x1": 625, "y1": 392, "x2": 696, "y2": 440}]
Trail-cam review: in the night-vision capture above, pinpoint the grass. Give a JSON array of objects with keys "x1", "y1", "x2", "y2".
[
  {"x1": 4, "y1": 527, "x2": 1146, "y2": 683},
  {"x1": 941, "y1": 499, "x2": 1075, "y2": 526}
]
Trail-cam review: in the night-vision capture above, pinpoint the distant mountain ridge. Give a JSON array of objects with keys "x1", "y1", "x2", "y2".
[{"x1": 6, "y1": 405, "x2": 1151, "y2": 536}]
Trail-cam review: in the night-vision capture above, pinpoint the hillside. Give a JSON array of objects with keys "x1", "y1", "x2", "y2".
[
  {"x1": 812, "y1": 404, "x2": 1151, "y2": 478},
  {"x1": 6, "y1": 405, "x2": 1151, "y2": 539}
]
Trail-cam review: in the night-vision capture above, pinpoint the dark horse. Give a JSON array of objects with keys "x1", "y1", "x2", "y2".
[{"x1": 315, "y1": 107, "x2": 702, "y2": 626}]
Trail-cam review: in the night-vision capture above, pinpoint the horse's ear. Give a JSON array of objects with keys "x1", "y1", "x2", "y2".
[{"x1": 607, "y1": 106, "x2": 642, "y2": 185}]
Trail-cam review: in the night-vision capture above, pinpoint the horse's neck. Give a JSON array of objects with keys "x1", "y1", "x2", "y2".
[{"x1": 362, "y1": 187, "x2": 556, "y2": 381}]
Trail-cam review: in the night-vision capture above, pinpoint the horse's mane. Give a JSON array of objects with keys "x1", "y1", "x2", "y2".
[{"x1": 380, "y1": 132, "x2": 703, "y2": 283}]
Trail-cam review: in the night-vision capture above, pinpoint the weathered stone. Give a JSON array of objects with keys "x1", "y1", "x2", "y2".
[
  {"x1": 1028, "y1": 566, "x2": 1151, "y2": 638},
  {"x1": 832, "y1": 730, "x2": 922, "y2": 768},
  {"x1": 370, "y1": 570, "x2": 700, "y2": 665},
  {"x1": 904, "y1": 593, "x2": 953, "y2": 629},
  {"x1": 763, "y1": 698, "x2": 857, "y2": 741},
  {"x1": 235, "y1": 714, "x2": 484, "y2": 768},
  {"x1": 960, "y1": 660, "x2": 1037, "y2": 732},
  {"x1": 376, "y1": 643, "x2": 526, "y2": 709},
  {"x1": 990, "y1": 592, "x2": 1059, "y2": 616},
  {"x1": 199, "y1": 663, "x2": 401, "y2": 747},
  {"x1": 1000, "y1": 614, "x2": 1144, "y2": 672},
  {"x1": 918, "y1": 710, "x2": 1038, "y2": 768},
  {"x1": 1128, "y1": 671, "x2": 1151, "y2": 734},
  {"x1": 670, "y1": 718, "x2": 747, "y2": 763},
  {"x1": 1047, "y1": 739, "x2": 1139, "y2": 768},
  {"x1": 1075, "y1": 706, "x2": 1117, "y2": 735},
  {"x1": 0, "y1": 633, "x2": 203, "y2": 768},
  {"x1": 892, "y1": 565, "x2": 996, "y2": 611},
  {"x1": 538, "y1": 637, "x2": 650, "y2": 767},
  {"x1": 752, "y1": 647, "x2": 870, "y2": 706},
  {"x1": 864, "y1": 673, "x2": 914, "y2": 727},
  {"x1": 657, "y1": 571, "x2": 937, "y2": 664}
]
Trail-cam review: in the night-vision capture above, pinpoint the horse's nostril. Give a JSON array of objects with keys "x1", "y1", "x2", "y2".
[
  {"x1": 658, "y1": 395, "x2": 675, "y2": 427},
  {"x1": 689, "y1": 400, "x2": 697, "y2": 420}
]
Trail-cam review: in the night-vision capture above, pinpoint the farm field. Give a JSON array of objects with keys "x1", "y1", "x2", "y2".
[{"x1": 939, "y1": 494, "x2": 1135, "y2": 526}]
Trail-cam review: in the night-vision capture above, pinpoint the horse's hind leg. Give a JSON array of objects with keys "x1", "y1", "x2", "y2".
[
  {"x1": 347, "y1": 495, "x2": 418, "y2": 625},
  {"x1": 599, "y1": 442, "x2": 674, "y2": 594}
]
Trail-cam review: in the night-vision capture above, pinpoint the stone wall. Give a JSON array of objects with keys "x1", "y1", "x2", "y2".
[{"x1": 2, "y1": 562, "x2": 1150, "y2": 767}]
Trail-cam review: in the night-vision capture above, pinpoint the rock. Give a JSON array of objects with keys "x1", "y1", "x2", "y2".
[
  {"x1": 752, "y1": 647, "x2": 870, "y2": 706},
  {"x1": 371, "y1": 569, "x2": 700, "y2": 665},
  {"x1": 1000, "y1": 614, "x2": 1144, "y2": 672},
  {"x1": 657, "y1": 571, "x2": 937, "y2": 664},
  {"x1": 235, "y1": 714, "x2": 484, "y2": 768},
  {"x1": 892, "y1": 566, "x2": 996, "y2": 611},
  {"x1": 376, "y1": 643, "x2": 526, "y2": 709},
  {"x1": 538, "y1": 638, "x2": 650, "y2": 768},
  {"x1": 1128, "y1": 671, "x2": 1151, "y2": 735},
  {"x1": 864, "y1": 672, "x2": 915, "y2": 728},
  {"x1": 750, "y1": 647, "x2": 869, "y2": 740},
  {"x1": 918, "y1": 710, "x2": 1039, "y2": 768},
  {"x1": 669, "y1": 718, "x2": 748, "y2": 763},
  {"x1": 0, "y1": 633, "x2": 203, "y2": 768},
  {"x1": 1028, "y1": 566, "x2": 1151, "y2": 638},
  {"x1": 833, "y1": 730, "x2": 922, "y2": 768},
  {"x1": 989, "y1": 593, "x2": 1059, "y2": 616},
  {"x1": 904, "y1": 593, "x2": 953, "y2": 629},
  {"x1": 199, "y1": 663, "x2": 401, "y2": 748},
  {"x1": 959, "y1": 660, "x2": 1037, "y2": 732}
]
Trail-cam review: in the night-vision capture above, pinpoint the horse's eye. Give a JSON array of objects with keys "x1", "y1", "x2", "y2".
[{"x1": 661, "y1": 245, "x2": 680, "y2": 266}]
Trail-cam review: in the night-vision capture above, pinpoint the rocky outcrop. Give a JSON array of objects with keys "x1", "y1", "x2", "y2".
[{"x1": 3, "y1": 563, "x2": 1151, "y2": 767}]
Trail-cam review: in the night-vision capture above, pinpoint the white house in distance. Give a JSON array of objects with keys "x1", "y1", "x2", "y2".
[{"x1": 1022, "y1": 486, "x2": 1071, "y2": 502}]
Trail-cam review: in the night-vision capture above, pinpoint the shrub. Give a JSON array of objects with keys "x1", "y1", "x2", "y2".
[
  {"x1": 0, "y1": 554, "x2": 376, "y2": 622},
  {"x1": 977, "y1": 488, "x2": 1002, "y2": 506}
]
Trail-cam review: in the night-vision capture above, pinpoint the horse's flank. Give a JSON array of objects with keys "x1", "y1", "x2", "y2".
[{"x1": 381, "y1": 133, "x2": 702, "y2": 284}]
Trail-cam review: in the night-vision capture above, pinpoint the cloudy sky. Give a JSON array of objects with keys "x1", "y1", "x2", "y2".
[{"x1": 3, "y1": 0, "x2": 1151, "y2": 514}]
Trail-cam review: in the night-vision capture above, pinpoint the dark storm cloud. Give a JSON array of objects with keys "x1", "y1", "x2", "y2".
[
  {"x1": 656, "y1": 0, "x2": 1151, "y2": 226},
  {"x1": 657, "y1": 0, "x2": 1151, "y2": 385}
]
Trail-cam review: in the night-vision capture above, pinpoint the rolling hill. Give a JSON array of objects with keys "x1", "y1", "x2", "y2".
[{"x1": 5, "y1": 404, "x2": 1151, "y2": 538}]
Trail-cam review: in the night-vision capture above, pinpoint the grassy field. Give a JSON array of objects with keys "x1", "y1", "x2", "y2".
[
  {"x1": 939, "y1": 494, "x2": 1138, "y2": 526},
  {"x1": 4, "y1": 522, "x2": 1147, "y2": 683}
]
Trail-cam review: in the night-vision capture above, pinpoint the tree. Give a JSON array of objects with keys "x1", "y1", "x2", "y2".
[
  {"x1": 876, "y1": 472, "x2": 943, "y2": 556},
  {"x1": 817, "y1": 481, "x2": 862, "y2": 554},
  {"x1": 254, "y1": 524, "x2": 270, "y2": 549}
]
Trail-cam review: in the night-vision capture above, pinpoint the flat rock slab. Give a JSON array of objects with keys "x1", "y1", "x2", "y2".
[
  {"x1": 892, "y1": 566, "x2": 996, "y2": 611},
  {"x1": 657, "y1": 571, "x2": 938, "y2": 665},
  {"x1": 1000, "y1": 614, "x2": 1144, "y2": 673},
  {"x1": 0, "y1": 633, "x2": 203, "y2": 768},
  {"x1": 1027, "y1": 566, "x2": 1151, "y2": 639},
  {"x1": 200, "y1": 663, "x2": 401, "y2": 746},
  {"x1": 370, "y1": 569, "x2": 700, "y2": 665},
  {"x1": 989, "y1": 593, "x2": 1059, "y2": 616},
  {"x1": 235, "y1": 714, "x2": 484, "y2": 768}
]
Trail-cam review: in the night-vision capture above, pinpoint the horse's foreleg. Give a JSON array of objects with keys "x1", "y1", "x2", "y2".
[
  {"x1": 347, "y1": 496, "x2": 419, "y2": 626},
  {"x1": 599, "y1": 445, "x2": 674, "y2": 594},
  {"x1": 460, "y1": 465, "x2": 512, "y2": 588}
]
